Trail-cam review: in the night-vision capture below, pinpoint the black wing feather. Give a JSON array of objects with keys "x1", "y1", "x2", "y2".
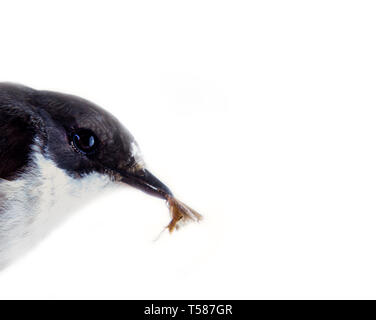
[{"x1": 0, "y1": 84, "x2": 43, "y2": 180}]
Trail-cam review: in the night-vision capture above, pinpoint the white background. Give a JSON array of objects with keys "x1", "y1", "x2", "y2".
[{"x1": 0, "y1": 0, "x2": 375, "y2": 299}]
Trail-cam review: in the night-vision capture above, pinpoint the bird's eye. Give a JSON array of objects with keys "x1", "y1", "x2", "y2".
[{"x1": 70, "y1": 129, "x2": 98, "y2": 155}]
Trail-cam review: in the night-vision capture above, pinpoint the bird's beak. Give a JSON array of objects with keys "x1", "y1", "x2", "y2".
[
  {"x1": 119, "y1": 168, "x2": 173, "y2": 200},
  {"x1": 118, "y1": 167, "x2": 202, "y2": 233}
]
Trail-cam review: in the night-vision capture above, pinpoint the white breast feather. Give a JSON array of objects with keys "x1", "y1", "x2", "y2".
[{"x1": 0, "y1": 150, "x2": 114, "y2": 269}]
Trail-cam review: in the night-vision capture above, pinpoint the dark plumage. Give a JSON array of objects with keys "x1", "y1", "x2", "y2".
[
  {"x1": 0, "y1": 83, "x2": 137, "y2": 179},
  {"x1": 0, "y1": 83, "x2": 201, "y2": 268}
]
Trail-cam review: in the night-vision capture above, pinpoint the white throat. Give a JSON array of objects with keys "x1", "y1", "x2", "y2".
[{"x1": 0, "y1": 151, "x2": 114, "y2": 268}]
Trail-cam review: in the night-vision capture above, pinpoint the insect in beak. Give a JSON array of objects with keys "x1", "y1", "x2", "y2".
[{"x1": 119, "y1": 168, "x2": 202, "y2": 232}]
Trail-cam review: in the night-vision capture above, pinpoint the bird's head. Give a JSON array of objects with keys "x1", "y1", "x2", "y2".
[
  {"x1": 31, "y1": 90, "x2": 172, "y2": 200},
  {"x1": 29, "y1": 89, "x2": 201, "y2": 231}
]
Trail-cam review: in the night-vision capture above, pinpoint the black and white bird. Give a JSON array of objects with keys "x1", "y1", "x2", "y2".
[{"x1": 0, "y1": 83, "x2": 201, "y2": 269}]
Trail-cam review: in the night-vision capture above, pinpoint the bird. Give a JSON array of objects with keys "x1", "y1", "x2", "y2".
[{"x1": 0, "y1": 83, "x2": 202, "y2": 269}]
